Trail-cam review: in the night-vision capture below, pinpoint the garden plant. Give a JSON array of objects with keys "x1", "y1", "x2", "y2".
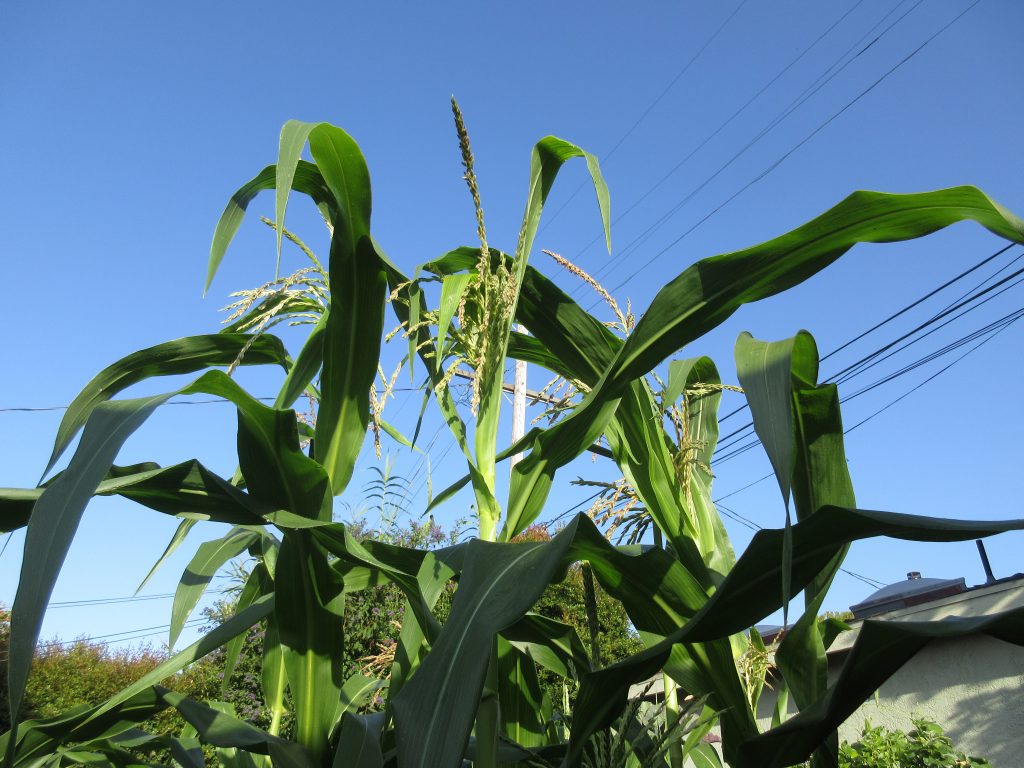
[{"x1": 3, "y1": 104, "x2": 1024, "y2": 768}]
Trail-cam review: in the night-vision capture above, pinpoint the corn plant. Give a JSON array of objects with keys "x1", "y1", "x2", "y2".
[{"x1": 3, "y1": 111, "x2": 1024, "y2": 768}]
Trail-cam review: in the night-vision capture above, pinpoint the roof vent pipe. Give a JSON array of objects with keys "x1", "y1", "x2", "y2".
[{"x1": 976, "y1": 539, "x2": 997, "y2": 584}]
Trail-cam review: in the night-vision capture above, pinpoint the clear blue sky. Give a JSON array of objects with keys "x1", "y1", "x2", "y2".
[{"x1": 2, "y1": 0, "x2": 1023, "y2": 650}]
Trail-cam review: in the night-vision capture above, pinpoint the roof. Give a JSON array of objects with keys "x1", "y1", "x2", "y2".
[{"x1": 850, "y1": 574, "x2": 967, "y2": 619}]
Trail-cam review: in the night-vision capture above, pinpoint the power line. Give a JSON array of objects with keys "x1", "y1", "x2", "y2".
[
  {"x1": 573, "y1": 0, "x2": 924, "y2": 300},
  {"x1": 542, "y1": 0, "x2": 752, "y2": 233},
  {"x1": 713, "y1": 245, "x2": 1024, "y2": 456},
  {"x1": 711, "y1": 301, "x2": 1022, "y2": 481},
  {"x1": 597, "y1": 0, "x2": 979, "y2": 301},
  {"x1": 0, "y1": 386, "x2": 437, "y2": 415},
  {"x1": 561, "y1": 0, "x2": 874, "y2": 272},
  {"x1": 842, "y1": 316, "x2": 1021, "y2": 435},
  {"x1": 0, "y1": 618, "x2": 209, "y2": 663}
]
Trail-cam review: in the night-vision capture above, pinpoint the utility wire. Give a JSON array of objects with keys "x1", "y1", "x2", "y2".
[
  {"x1": 596, "y1": 0, "x2": 979, "y2": 301},
  {"x1": 713, "y1": 303, "x2": 1022, "y2": 467},
  {"x1": 714, "y1": 245, "x2": 1024, "y2": 454},
  {"x1": 542, "y1": 0, "x2": 752, "y2": 233},
  {"x1": 0, "y1": 386, "x2": 439, "y2": 415},
  {"x1": 574, "y1": 0, "x2": 925, "y2": 300},
  {"x1": 562, "y1": 0, "x2": 874, "y2": 272}
]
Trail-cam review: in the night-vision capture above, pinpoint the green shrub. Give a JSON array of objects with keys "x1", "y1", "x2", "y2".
[
  {"x1": 839, "y1": 718, "x2": 992, "y2": 768},
  {"x1": 24, "y1": 638, "x2": 220, "y2": 737}
]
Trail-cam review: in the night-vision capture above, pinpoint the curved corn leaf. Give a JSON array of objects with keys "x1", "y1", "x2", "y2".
[
  {"x1": 8, "y1": 394, "x2": 176, "y2": 736},
  {"x1": 773, "y1": 344, "x2": 857, "y2": 768},
  {"x1": 135, "y1": 518, "x2": 197, "y2": 594},
  {"x1": 1, "y1": 459, "x2": 274, "y2": 534},
  {"x1": 0, "y1": 688, "x2": 173, "y2": 767},
  {"x1": 387, "y1": 549, "x2": 459, "y2": 703},
  {"x1": 169, "y1": 527, "x2": 261, "y2": 648},
  {"x1": 45, "y1": 334, "x2": 290, "y2": 478},
  {"x1": 206, "y1": 160, "x2": 336, "y2": 293},
  {"x1": 81, "y1": 595, "x2": 275, "y2": 731},
  {"x1": 274, "y1": 309, "x2": 328, "y2": 409},
  {"x1": 9, "y1": 369, "x2": 320, "y2": 738},
  {"x1": 221, "y1": 564, "x2": 272, "y2": 696},
  {"x1": 391, "y1": 516, "x2": 708, "y2": 768},
  {"x1": 500, "y1": 613, "x2": 592, "y2": 679},
  {"x1": 339, "y1": 673, "x2": 385, "y2": 714},
  {"x1": 477, "y1": 137, "x2": 611, "y2": 541},
  {"x1": 506, "y1": 187, "x2": 1024, "y2": 542},
  {"x1": 288, "y1": 122, "x2": 385, "y2": 497},
  {"x1": 735, "y1": 330, "x2": 819, "y2": 624},
  {"x1": 161, "y1": 691, "x2": 313, "y2": 767},
  {"x1": 333, "y1": 712, "x2": 385, "y2": 768}
]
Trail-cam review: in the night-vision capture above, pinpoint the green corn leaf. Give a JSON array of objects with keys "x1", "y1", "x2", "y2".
[
  {"x1": 500, "y1": 613, "x2": 592, "y2": 679},
  {"x1": 496, "y1": 637, "x2": 547, "y2": 750},
  {"x1": 261, "y1": 615, "x2": 288, "y2": 737},
  {"x1": 206, "y1": 160, "x2": 335, "y2": 293},
  {"x1": 775, "y1": 372, "x2": 857, "y2": 767},
  {"x1": 1, "y1": 459, "x2": 274, "y2": 534},
  {"x1": 333, "y1": 712, "x2": 385, "y2": 768},
  {"x1": 89, "y1": 595, "x2": 275, "y2": 726},
  {"x1": 300, "y1": 122, "x2": 385, "y2": 497},
  {"x1": 391, "y1": 516, "x2": 709, "y2": 768},
  {"x1": 404, "y1": 267, "x2": 424, "y2": 382},
  {"x1": 169, "y1": 527, "x2": 261, "y2": 649},
  {"x1": 221, "y1": 564, "x2": 272, "y2": 696},
  {"x1": 227, "y1": 376, "x2": 331, "y2": 521},
  {"x1": 476, "y1": 137, "x2": 610, "y2": 540},
  {"x1": 161, "y1": 691, "x2": 313, "y2": 766},
  {"x1": 0, "y1": 688, "x2": 169, "y2": 767},
  {"x1": 436, "y1": 272, "x2": 472, "y2": 353},
  {"x1": 273, "y1": 309, "x2": 329, "y2": 410},
  {"x1": 735, "y1": 330, "x2": 820, "y2": 625},
  {"x1": 312, "y1": 523, "x2": 442, "y2": 643},
  {"x1": 45, "y1": 334, "x2": 290, "y2": 478},
  {"x1": 8, "y1": 369, "x2": 320, "y2": 739},
  {"x1": 339, "y1": 673, "x2": 385, "y2": 714},
  {"x1": 387, "y1": 549, "x2": 460, "y2": 703},
  {"x1": 7, "y1": 394, "x2": 176, "y2": 737},
  {"x1": 135, "y1": 518, "x2": 197, "y2": 594},
  {"x1": 514, "y1": 137, "x2": 611, "y2": 273},
  {"x1": 733, "y1": 331, "x2": 818, "y2": 509}
]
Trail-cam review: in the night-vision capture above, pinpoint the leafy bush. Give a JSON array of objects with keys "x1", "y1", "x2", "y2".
[
  {"x1": 839, "y1": 718, "x2": 992, "y2": 768},
  {"x1": 24, "y1": 639, "x2": 219, "y2": 735}
]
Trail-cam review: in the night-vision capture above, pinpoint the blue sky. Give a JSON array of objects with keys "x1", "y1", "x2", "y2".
[{"x1": 2, "y1": 0, "x2": 1023, "y2": 651}]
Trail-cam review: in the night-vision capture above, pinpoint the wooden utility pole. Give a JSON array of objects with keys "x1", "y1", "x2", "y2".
[{"x1": 510, "y1": 325, "x2": 528, "y2": 469}]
